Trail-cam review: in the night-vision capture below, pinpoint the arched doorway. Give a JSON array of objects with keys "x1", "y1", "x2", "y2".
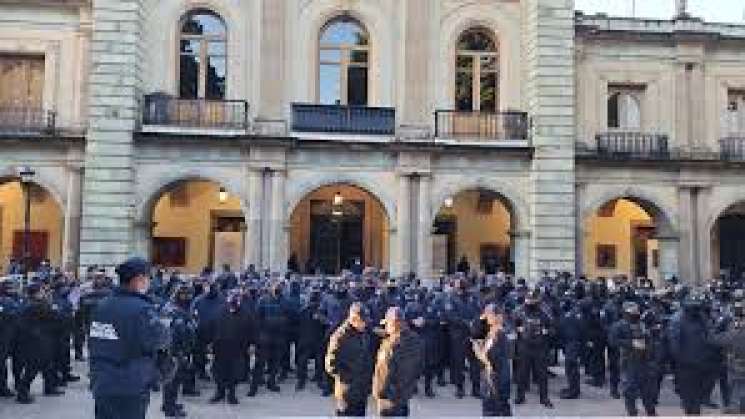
[
  {"x1": 584, "y1": 197, "x2": 673, "y2": 283},
  {"x1": 0, "y1": 179, "x2": 63, "y2": 272},
  {"x1": 289, "y1": 184, "x2": 389, "y2": 275},
  {"x1": 432, "y1": 188, "x2": 513, "y2": 275},
  {"x1": 149, "y1": 179, "x2": 245, "y2": 274},
  {"x1": 711, "y1": 201, "x2": 745, "y2": 281}
]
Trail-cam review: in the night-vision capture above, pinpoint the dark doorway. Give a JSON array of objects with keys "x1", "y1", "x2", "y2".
[
  {"x1": 433, "y1": 215, "x2": 457, "y2": 274},
  {"x1": 719, "y1": 214, "x2": 745, "y2": 280},
  {"x1": 632, "y1": 225, "x2": 655, "y2": 278},
  {"x1": 310, "y1": 200, "x2": 364, "y2": 274}
]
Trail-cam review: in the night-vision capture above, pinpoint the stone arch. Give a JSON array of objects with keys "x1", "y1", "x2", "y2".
[
  {"x1": 0, "y1": 166, "x2": 66, "y2": 209},
  {"x1": 430, "y1": 176, "x2": 528, "y2": 232},
  {"x1": 582, "y1": 187, "x2": 678, "y2": 236},
  {"x1": 135, "y1": 170, "x2": 247, "y2": 225},
  {"x1": 286, "y1": 172, "x2": 396, "y2": 225},
  {"x1": 147, "y1": 0, "x2": 250, "y2": 99},
  {"x1": 294, "y1": 0, "x2": 393, "y2": 104},
  {"x1": 438, "y1": 3, "x2": 522, "y2": 110},
  {"x1": 702, "y1": 188, "x2": 745, "y2": 280}
]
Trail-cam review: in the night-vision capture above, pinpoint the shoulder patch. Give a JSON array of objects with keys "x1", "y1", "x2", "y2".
[{"x1": 89, "y1": 321, "x2": 120, "y2": 340}]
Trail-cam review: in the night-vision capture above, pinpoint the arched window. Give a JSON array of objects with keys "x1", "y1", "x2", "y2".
[
  {"x1": 607, "y1": 92, "x2": 641, "y2": 130},
  {"x1": 455, "y1": 28, "x2": 498, "y2": 112},
  {"x1": 178, "y1": 9, "x2": 227, "y2": 99},
  {"x1": 319, "y1": 17, "x2": 369, "y2": 106}
]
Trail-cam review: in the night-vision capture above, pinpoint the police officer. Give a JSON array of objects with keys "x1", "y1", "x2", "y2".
[
  {"x1": 325, "y1": 302, "x2": 374, "y2": 417},
  {"x1": 713, "y1": 289, "x2": 745, "y2": 414},
  {"x1": 296, "y1": 283, "x2": 326, "y2": 391},
  {"x1": 0, "y1": 279, "x2": 20, "y2": 398},
  {"x1": 162, "y1": 284, "x2": 196, "y2": 417},
  {"x1": 610, "y1": 302, "x2": 658, "y2": 416},
  {"x1": 373, "y1": 306, "x2": 425, "y2": 417},
  {"x1": 15, "y1": 281, "x2": 60, "y2": 403},
  {"x1": 558, "y1": 291, "x2": 585, "y2": 399},
  {"x1": 668, "y1": 293, "x2": 720, "y2": 415},
  {"x1": 443, "y1": 278, "x2": 481, "y2": 398},
  {"x1": 249, "y1": 281, "x2": 288, "y2": 396},
  {"x1": 190, "y1": 278, "x2": 224, "y2": 381},
  {"x1": 471, "y1": 304, "x2": 512, "y2": 417},
  {"x1": 209, "y1": 290, "x2": 250, "y2": 405},
  {"x1": 49, "y1": 276, "x2": 79, "y2": 387},
  {"x1": 405, "y1": 289, "x2": 441, "y2": 398},
  {"x1": 513, "y1": 289, "x2": 553, "y2": 408},
  {"x1": 88, "y1": 258, "x2": 169, "y2": 419}
]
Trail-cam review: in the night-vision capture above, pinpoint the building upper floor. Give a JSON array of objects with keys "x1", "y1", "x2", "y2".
[{"x1": 2, "y1": 0, "x2": 745, "y2": 160}]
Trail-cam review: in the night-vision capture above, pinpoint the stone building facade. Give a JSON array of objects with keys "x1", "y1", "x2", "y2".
[{"x1": 0, "y1": 0, "x2": 743, "y2": 284}]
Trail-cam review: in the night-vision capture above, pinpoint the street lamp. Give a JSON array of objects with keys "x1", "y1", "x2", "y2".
[
  {"x1": 333, "y1": 191, "x2": 344, "y2": 206},
  {"x1": 17, "y1": 166, "x2": 35, "y2": 282},
  {"x1": 218, "y1": 187, "x2": 228, "y2": 203}
]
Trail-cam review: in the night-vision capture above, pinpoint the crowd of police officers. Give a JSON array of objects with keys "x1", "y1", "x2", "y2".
[{"x1": 1, "y1": 258, "x2": 745, "y2": 418}]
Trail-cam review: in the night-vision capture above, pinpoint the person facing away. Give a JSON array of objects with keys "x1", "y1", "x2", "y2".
[
  {"x1": 471, "y1": 303, "x2": 513, "y2": 417},
  {"x1": 88, "y1": 257, "x2": 169, "y2": 419}
]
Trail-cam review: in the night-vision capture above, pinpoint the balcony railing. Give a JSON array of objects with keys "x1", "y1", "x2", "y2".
[
  {"x1": 595, "y1": 131, "x2": 669, "y2": 159},
  {"x1": 720, "y1": 136, "x2": 745, "y2": 161},
  {"x1": 0, "y1": 106, "x2": 56, "y2": 136},
  {"x1": 141, "y1": 94, "x2": 249, "y2": 132},
  {"x1": 434, "y1": 110, "x2": 529, "y2": 142},
  {"x1": 291, "y1": 103, "x2": 395, "y2": 136}
]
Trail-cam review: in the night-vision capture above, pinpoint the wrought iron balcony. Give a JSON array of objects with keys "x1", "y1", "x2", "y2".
[
  {"x1": 291, "y1": 103, "x2": 395, "y2": 136},
  {"x1": 720, "y1": 136, "x2": 745, "y2": 161},
  {"x1": 434, "y1": 110, "x2": 529, "y2": 142},
  {"x1": 0, "y1": 106, "x2": 56, "y2": 136},
  {"x1": 595, "y1": 131, "x2": 669, "y2": 159},
  {"x1": 141, "y1": 94, "x2": 249, "y2": 134}
]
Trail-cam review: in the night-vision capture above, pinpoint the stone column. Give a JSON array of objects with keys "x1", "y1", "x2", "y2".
[
  {"x1": 511, "y1": 231, "x2": 531, "y2": 282},
  {"x1": 395, "y1": 174, "x2": 412, "y2": 277},
  {"x1": 269, "y1": 170, "x2": 287, "y2": 273},
  {"x1": 416, "y1": 175, "x2": 433, "y2": 282},
  {"x1": 523, "y1": 0, "x2": 576, "y2": 278},
  {"x1": 245, "y1": 168, "x2": 264, "y2": 269},
  {"x1": 79, "y1": 0, "x2": 144, "y2": 274},
  {"x1": 132, "y1": 221, "x2": 151, "y2": 261},
  {"x1": 61, "y1": 165, "x2": 82, "y2": 273},
  {"x1": 677, "y1": 186, "x2": 696, "y2": 283}
]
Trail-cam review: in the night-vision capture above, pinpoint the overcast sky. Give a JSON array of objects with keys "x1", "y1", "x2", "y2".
[{"x1": 575, "y1": 0, "x2": 745, "y2": 23}]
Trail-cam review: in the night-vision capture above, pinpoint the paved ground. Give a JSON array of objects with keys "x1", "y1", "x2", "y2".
[{"x1": 0, "y1": 358, "x2": 732, "y2": 418}]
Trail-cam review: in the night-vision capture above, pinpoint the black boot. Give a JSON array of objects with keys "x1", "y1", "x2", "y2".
[
  {"x1": 541, "y1": 398, "x2": 554, "y2": 409},
  {"x1": 210, "y1": 388, "x2": 225, "y2": 403},
  {"x1": 16, "y1": 390, "x2": 33, "y2": 404},
  {"x1": 471, "y1": 383, "x2": 481, "y2": 399},
  {"x1": 295, "y1": 379, "x2": 306, "y2": 391},
  {"x1": 0, "y1": 387, "x2": 15, "y2": 398},
  {"x1": 424, "y1": 380, "x2": 435, "y2": 398},
  {"x1": 267, "y1": 379, "x2": 280, "y2": 393},
  {"x1": 560, "y1": 388, "x2": 580, "y2": 399},
  {"x1": 246, "y1": 385, "x2": 258, "y2": 397},
  {"x1": 64, "y1": 374, "x2": 81, "y2": 382},
  {"x1": 44, "y1": 387, "x2": 65, "y2": 396},
  {"x1": 514, "y1": 393, "x2": 526, "y2": 405},
  {"x1": 455, "y1": 385, "x2": 465, "y2": 399},
  {"x1": 610, "y1": 386, "x2": 621, "y2": 399},
  {"x1": 227, "y1": 387, "x2": 239, "y2": 405}
]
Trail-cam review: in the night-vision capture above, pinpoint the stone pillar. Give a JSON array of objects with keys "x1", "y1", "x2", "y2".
[
  {"x1": 416, "y1": 175, "x2": 433, "y2": 282},
  {"x1": 395, "y1": 174, "x2": 412, "y2": 277},
  {"x1": 677, "y1": 186, "x2": 697, "y2": 283},
  {"x1": 523, "y1": 0, "x2": 576, "y2": 278},
  {"x1": 132, "y1": 221, "x2": 151, "y2": 260},
  {"x1": 697, "y1": 187, "x2": 714, "y2": 281},
  {"x1": 61, "y1": 165, "x2": 82, "y2": 273},
  {"x1": 245, "y1": 169, "x2": 264, "y2": 269},
  {"x1": 269, "y1": 170, "x2": 286, "y2": 273},
  {"x1": 399, "y1": 0, "x2": 432, "y2": 137},
  {"x1": 657, "y1": 235, "x2": 680, "y2": 282},
  {"x1": 79, "y1": 0, "x2": 144, "y2": 274},
  {"x1": 575, "y1": 182, "x2": 586, "y2": 276},
  {"x1": 511, "y1": 230, "x2": 531, "y2": 281}
]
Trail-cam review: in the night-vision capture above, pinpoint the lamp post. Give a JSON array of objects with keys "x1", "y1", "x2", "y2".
[{"x1": 18, "y1": 166, "x2": 35, "y2": 282}]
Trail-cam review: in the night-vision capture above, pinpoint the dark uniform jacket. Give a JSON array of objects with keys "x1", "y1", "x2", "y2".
[
  {"x1": 88, "y1": 288, "x2": 169, "y2": 397},
  {"x1": 372, "y1": 328, "x2": 425, "y2": 411},
  {"x1": 325, "y1": 321, "x2": 374, "y2": 408}
]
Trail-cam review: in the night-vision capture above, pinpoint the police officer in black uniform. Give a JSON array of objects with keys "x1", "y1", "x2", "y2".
[
  {"x1": 513, "y1": 289, "x2": 553, "y2": 408},
  {"x1": 162, "y1": 284, "x2": 196, "y2": 417},
  {"x1": 88, "y1": 258, "x2": 169, "y2": 419}
]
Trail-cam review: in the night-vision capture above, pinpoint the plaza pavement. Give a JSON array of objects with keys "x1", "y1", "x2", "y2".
[{"x1": 0, "y1": 357, "x2": 731, "y2": 418}]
